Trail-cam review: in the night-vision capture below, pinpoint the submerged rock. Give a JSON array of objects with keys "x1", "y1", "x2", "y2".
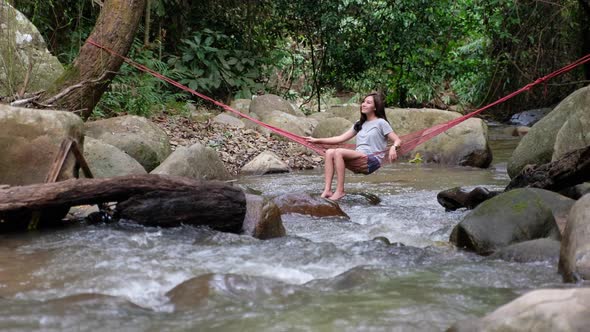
[
  {"x1": 85, "y1": 115, "x2": 171, "y2": 172},
  {"x1": 559, "y1": 194, "x2": 590, "y2": 283},
  {"x1": 487, "y1": 238, "x2": 560, "y2": 264},
  {"x1": 448, "y1": 288, "x2": 590, "y2": 332},
  {"x1": 450, "y1": 188, "x2": 561, "y2": 255},
  {"x1": 437, "y1": 187, "x2": 499, "y2": 211},
  {"x1": 272, "y1": 193, "x2": 350, "y2": 219},
  {"x1": 242, "y1": 194, "x2": 286, "y2": 239}
]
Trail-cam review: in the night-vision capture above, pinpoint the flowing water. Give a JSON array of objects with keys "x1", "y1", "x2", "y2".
[{"x1": 0, "y1": 127, "x2": 565, "y2": 331}]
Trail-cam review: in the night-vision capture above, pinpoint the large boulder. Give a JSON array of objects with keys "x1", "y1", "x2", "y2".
[
  {"x1": 450, "y1": 188, "x2": 562, "y2": 255},
  {"x1": 261, "y1": 110, "x2": 317, "y2": 137},
  {"x1": 229, "y1": 98, "x2": 251, "y2": 117},
  {"x1": 0, "y1": 105, "x2": 84, "y2": 185},
  {"x1": 272, "y1": 193, "x2": 350, "y2": 219},
  {"x1": 83, "y1": 137, "x2": 147, "y2": 178},
  {"x1": 311, "y1": 117, "x2": 354, "y2": 140},
  {"x1": 448, "y1": 288, "x2": 590, "y2": 332},
  {"x1": 0, "y1": 3, "x2": 64, "y2": 97},
  {"x1": 386, "y1": 108, "x2": 492, "y2": 168},
  {"x1": 150, "y1": 143, "x2": 230, "y2": 180},
  {"x1": 241, "y1": 151, "x2": 290, "y2": 175},
  {"x1": 84, "y1": 115, "x2": 171, "y2": 172},
  {"x1": 242, "y1": 194, "x2": 286, "y2": 239},
  {"x1": 329, "y1": 104, "x2": 361, "y2": 122},
  {"x1": 508, "y1": 86, "x2": 588, "y2": 178},
  {"x1": 552, "y1": 92, "x2": 590, "y2": 161},
  {"x1": 212, "y1": 113, "x2": 245, "y2": 128},
  {"x1": 249, "y1": 94, "x2": 304, "y2": 118},
  {"x1": 559, "y1": 194, "x2": 590, "y2": 283}
]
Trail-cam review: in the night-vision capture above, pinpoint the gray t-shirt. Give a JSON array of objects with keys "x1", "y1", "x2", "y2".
[{"x1": 353, "y1": 118, "x2": 393, "y2": 161}]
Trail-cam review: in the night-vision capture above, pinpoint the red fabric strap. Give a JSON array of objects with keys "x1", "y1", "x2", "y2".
[{"x1": 86, "y1": 39, "x2": 590, "y2": 161}]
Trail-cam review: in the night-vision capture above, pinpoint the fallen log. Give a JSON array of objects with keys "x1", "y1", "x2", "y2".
[
  {"x1": 506, "y1": 145, "x2": 590, "y2": 192},
  {"x1": 0, "y1": 174, "x2": 246, "y2": 232}
]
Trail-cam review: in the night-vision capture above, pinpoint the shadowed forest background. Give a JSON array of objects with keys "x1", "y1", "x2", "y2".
[{"x1": 8, "y1": 0, "x2": 590, "y2": 119}]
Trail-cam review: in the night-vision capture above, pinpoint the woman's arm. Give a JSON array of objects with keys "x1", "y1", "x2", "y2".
[
  {"x1": 306, "y1": 129, "x2": 356, "y2": 144},
  {"x1": 387, "y1": 131, "x2": 402, "y2": 162}
]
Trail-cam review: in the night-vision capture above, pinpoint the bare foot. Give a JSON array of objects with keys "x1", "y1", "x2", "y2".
[
  {"x1": 321, "y1": 190, "x2": 333, "y2": 198},
  {"x1": 329, "y1": 191, "x2": 346, "y2": 201}
]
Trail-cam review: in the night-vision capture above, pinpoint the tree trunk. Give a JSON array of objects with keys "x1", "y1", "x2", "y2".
[
  {"x1": 40, "y1": 0, "x2": 146, "y2": 120},
  {"x1": 0, "y1": 174, "x2": 246, "y2": 232},
  {"x1": 505, "y1": 145, "x2": 590, "y2": 192},
  {"x1": 580, "y1": 0, "x2": 590, "y2": 79}
]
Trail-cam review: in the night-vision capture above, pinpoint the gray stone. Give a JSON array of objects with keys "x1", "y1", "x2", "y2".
[
  {"x1": 552, "y1": 91, "x2": 590, "y2": 161},
  {"x1": 450, "y1": 188, "x2": 562, "y2": 255},
  {"x1": 212, "y1": 113, "x2": 245, "y2": 128},
  {"x1": 242, "y1": 194, "x2": 286, "y2": 239},
  {"x1": 508, "y1": 86, "x2": 587, "y2": 178},
  {"x1": 508, "y1": 107, "x2": 552, "y2": 126},
  {"x1": 261, "y1": 110, "x2": 317, "y2": 138},
  {"x1": 448, "y1": 288, "x2": 590, "y2": 332},
  {"x1": 249, "y1": 94, "x2": 304, "y2": 118},
  {"x1": 0, "y1": 105, "x2": 84, "y2": 185},
  {"x1": 0, "y1": 3, "x2": 64, "y2": 97},
  {"x1": 311, "y1": 117, "x2": 354, "y2": 141},
  {"x1": 559, "y1": 194, "x2": 590, "y2": 283},
  {"x1": 84, "y1": 115, "x2": 171, "y2": 172},
  {"x1": 240, "y1": 151, "x2": 289, "y2": 175},
  {"x1": 151, "y1": 143, "x2": 230, "y2": 180},
  {"x1": 386, "y1": 108, "x2": 492, "y2": 168},
  {"x1": 229, "y1": 98, "x2": 251, "y2": 116},
  {"x1": 488, "y1": 238, "x2": 560, "y2": 263},
  {"x1": 83, "y1": 137, "x2": 147, "y2": 178}
]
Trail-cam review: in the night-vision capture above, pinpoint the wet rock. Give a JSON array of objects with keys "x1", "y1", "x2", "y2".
[
  {"x1": 83, "y1": 137, "x2": 147, "y2": 178},
  {"x1": 311, "y1": 117, "x2": 354, "y2": 140},
  {"x1": 450, "y1": 188, "x2": 561, "y2": 255},
  {"x1": 242, "y1": 194, "x2": 286, "y2": 239},
  {"x1": 249, "y1": 94, "x2": 304, "y2": 118},
  {"x1": 559, "y1": 182, "x2": 590, "y2": 200},
  {"x1": 0, "y1": 2, "x2": 64, "y2": 96},
  {"x1": 0, "y1": 106, "x2": 84, "y2": 186},
  {"x1": 487, "y1": 238, "x2": 560, "y2": 263},
  {"x1": 559, "y1": 194, "x2": 590, "y2": 283},
  {"x1": 437, "y1": 187, "x2": 499, "y2": 211},
  {"x1": 385, "y1": 108, "x2": 492, "y2": 168},
  {"x1": 167, "y1": 273, "x2": 294, "y2": 311},
  {"x1": 340, "y1": 192, "x2": 381, "y2": 205},
  {"x1": 212, "y1": 113, "x2": 245, "y2": 128},
  {"x1": 151, "y1": 143, "x2": 231, "y2": 180},
  {"x1": 241, "y1": 151, "x2": 290, "y2": 175},
  {"x1": 272, "y1": 193, "x2": 350, "y2": 219},
  {"x1": 508, "y1": 107, "x2": 552, "y2": 126},
  {"x1": 508, "y1": 86, "x2": 588, "y2": 178},
  {"x1": 85, "y1": 115, "x2": 171, "y2": 172},
  {"x1": 448, "y1": 288, "x2": 590, "y2": 332}
]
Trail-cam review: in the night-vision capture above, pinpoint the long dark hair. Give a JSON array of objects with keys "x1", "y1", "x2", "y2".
[{"x1": 353, "y1": 92, "x2": 389, "y2": 132}]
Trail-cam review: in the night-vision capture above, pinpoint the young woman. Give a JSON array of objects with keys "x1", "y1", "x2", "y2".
[{"x1": 306, "y1": 93, "x2": 402, "y2": 200}]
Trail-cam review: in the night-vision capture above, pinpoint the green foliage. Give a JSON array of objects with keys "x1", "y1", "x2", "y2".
[
  {"x1": 168, "y1": 29, "x2": 264, "y2": 100},
  {"x1": 93, "y1": 41, "x2": 185, "y2": 118}
]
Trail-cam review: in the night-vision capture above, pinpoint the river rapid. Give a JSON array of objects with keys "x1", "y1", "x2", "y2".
[{"x1": 0, "y1": 127, "x2": 564, "y2": 331}]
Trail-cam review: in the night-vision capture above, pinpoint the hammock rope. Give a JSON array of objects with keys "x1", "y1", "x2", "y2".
[{"x1": 86, "y1": 39, "x2": 590, "y2": 161}]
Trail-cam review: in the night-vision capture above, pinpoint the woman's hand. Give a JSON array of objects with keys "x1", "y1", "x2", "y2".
[
  {"x1": 306, "y1": 136, "x2": 320, "y2": 143},
  {"x1": 388, "y1": 145, "x2": 398, "y2": 162}
]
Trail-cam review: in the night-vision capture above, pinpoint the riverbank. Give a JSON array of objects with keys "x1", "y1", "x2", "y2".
[{"x1": 152, "y1": 114, "x2": 323, "y2": 175}]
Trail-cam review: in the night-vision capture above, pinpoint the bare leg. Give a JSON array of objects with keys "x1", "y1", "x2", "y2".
[
  {"x1": 330, "y1": 149, "x2": 367, "y2": 201},
  {"x1": 321, "y1": 149, "x2": 336, "y2": 198}
]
